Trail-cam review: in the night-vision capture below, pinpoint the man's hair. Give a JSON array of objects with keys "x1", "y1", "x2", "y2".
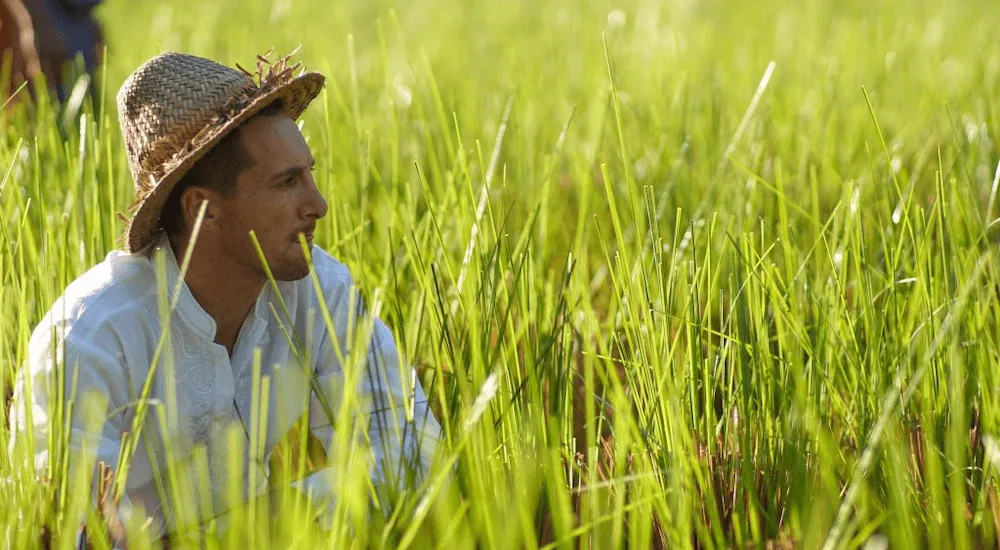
[{"x1": 160, "y1": 101, "x2": 285, "y2": 235}]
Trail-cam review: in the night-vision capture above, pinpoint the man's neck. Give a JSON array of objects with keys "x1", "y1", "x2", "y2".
[{"x1": 168, "y1": 234, "x2": 264, "y2": 356}]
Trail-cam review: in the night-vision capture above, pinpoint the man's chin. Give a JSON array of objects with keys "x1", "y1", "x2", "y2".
[
  {"x1": 272, "y1": 261, "x2": 311, "y2": 282},
  {"x1": 254, "y1": 247, "x2": 312, "y2": 282}
]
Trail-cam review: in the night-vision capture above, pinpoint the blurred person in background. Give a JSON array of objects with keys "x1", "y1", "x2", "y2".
[{"x1": 0, "y1": 0, "x2": 104, "y2": 107}]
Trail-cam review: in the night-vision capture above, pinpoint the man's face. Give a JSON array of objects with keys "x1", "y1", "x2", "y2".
[{"x1": 212, "y1": 113, "x2": 328, "y2": 281}]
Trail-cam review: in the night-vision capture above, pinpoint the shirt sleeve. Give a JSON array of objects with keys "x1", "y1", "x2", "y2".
[
  {"x1": 8, "y1": 320, "x2": 150, "y2": 535},
  {"x1": 291, "y1": 263, "x2": 443, "y2": 522}
]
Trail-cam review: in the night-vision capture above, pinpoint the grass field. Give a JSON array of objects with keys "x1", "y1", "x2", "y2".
[{"x1": 4, "y1": 0, "x2": 1000, "y2": 547}]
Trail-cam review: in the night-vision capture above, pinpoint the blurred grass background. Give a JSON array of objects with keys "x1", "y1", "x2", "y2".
[{"x1": 4, "y1": 0, "x2": 1000, "y2": 548}]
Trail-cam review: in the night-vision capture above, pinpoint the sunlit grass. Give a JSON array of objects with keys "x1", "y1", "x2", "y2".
[{"x1": 4, "y1": 0, "x2": 1000, "y2": 548}]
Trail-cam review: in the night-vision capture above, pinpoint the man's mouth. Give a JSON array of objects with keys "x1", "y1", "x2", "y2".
[{"x1": 293, "y1": 228, "x2": 315, "y2": 245}]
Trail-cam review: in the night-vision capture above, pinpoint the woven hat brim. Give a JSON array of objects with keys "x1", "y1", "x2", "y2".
[{"x1": 124, "y1": 71, "x2": 325, "y2": 253}]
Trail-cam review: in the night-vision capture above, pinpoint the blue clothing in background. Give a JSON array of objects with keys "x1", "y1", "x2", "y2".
[
  {"x1": 35, "y1": 0, "x2": 104, "y2": 103},
  {"x1": 47, "y1": 0, "x2": 103, "y2": 74}
]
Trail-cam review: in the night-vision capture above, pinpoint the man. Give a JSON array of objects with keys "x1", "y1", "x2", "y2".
[
  {"x1": 0, "y1": 0, "x2": 104, "y2": 104},
  {"x1": 8, "y1": 50, "x2": 442, "y2": 541}
]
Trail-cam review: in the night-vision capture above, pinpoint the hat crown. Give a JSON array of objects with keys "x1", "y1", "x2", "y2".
[{"x1": 116, "y1": 52, "x2": 256, "y2": 194}]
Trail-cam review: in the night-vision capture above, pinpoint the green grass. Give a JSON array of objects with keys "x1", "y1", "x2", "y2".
[{"x1": 4, "y1": 0, "x2": 1000, "y2": 547}]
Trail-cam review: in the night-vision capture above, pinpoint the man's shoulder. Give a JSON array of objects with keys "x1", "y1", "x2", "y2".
[
  {"x1": 309, "y1": 246, "x2": 353, "y2": 287},
  {"x1": 312, "y1": 245, "x2": 351, "y2": 279},
  {"x1": 34, "y1": 248, "x2": 159, "y2": 342}
]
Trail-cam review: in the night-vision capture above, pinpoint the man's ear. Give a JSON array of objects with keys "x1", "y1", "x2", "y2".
[{"x1": 180, "y1": 186, "x2": 220, "y2": 230}]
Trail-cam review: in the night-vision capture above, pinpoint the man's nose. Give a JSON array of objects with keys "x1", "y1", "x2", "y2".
[{"x1": 304, "y1": 175, "x2": 328, "y2": 220}]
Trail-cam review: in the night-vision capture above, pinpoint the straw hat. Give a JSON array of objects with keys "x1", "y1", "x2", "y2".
[{"x1": 116, "y1": 49, "x2": 325, "y2": 253}]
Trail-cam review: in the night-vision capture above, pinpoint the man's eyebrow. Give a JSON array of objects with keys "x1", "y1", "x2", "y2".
[
  {"x1": 270, "y1": 159, "x2": 315, "y2": 181},
  {"x1": 271, "y1": 166, "x2": 304, "y2": 181}
]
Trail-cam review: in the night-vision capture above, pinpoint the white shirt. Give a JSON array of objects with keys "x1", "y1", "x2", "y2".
[{"x1": 8, "y1": 236, "x2": 442, "y2": 535}]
